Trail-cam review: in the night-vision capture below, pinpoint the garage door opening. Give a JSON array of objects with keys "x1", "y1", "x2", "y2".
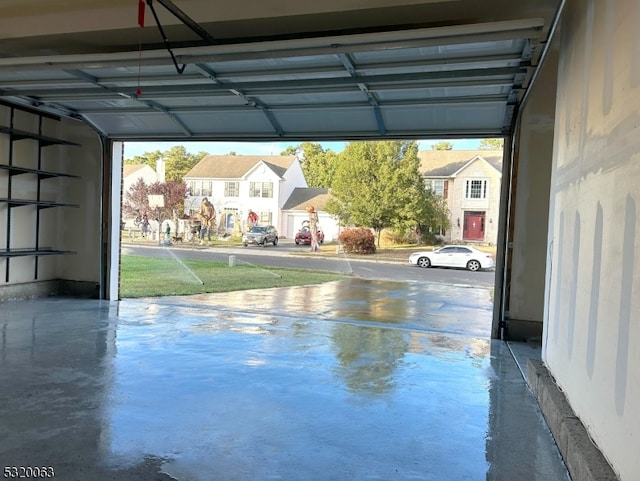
[{"x1": 115, "y1": 138, "x2": 503, "y2": 301}]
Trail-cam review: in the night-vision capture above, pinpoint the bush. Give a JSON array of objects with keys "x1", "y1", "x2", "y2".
[
  {"x1": 338, "y1": 227, "x2": 376, "y2": 254},
  {"x1": 382, "y1": 229, "x2": 413, "y2": 246},
  {"x1": 419, "y1": 231, "x2": 440, "y2": 246}
]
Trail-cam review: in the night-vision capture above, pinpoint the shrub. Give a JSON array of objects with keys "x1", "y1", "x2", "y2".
[
  {"x1": 338, "y1": 227, "x2": 376, "y2": 254},
  {"x1": 382, "y1": 229, "x2": 413, "y2": 246},
  {"x1": 419, "y1": 231, "x2": 440, "y2": 246}
]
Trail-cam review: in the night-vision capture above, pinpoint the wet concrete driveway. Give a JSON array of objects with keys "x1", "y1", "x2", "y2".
[{"x1": 0, "y1": 279, "x2": 569, "y2": 480}]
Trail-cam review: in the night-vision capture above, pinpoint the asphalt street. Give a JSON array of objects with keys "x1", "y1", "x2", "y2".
[{"x1": 121, "y1": 240, "x2": 496, "y2": 288}]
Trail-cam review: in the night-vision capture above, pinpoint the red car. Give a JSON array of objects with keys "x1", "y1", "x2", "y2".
[{"x1": 294, "y1": 227, "x2": 324, "y2": 245}]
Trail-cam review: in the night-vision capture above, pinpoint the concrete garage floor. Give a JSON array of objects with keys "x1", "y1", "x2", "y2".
[{"x1": 0, "y1": 279, "x2": 570, "y2": 481}]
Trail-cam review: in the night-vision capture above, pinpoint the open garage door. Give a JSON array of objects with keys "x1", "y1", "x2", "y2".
[
  {"x1": 0, "y1": 0, "x2": 563, "y2": 328},
  {"x1": 0, "y1": 1, "x2": 560, "y2": 142}
]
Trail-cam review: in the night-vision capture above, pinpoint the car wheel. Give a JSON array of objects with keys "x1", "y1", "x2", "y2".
[
  {"x1": 295, "y1": 240, "x2": 299, "y2": 245},
  {"x1": 261, "y1": 239, "x2": 266, "y2": 247},
  {"x1": 243, "y1": 242, "x2": 248, "y2": 247},
  {"x1": 417, "y1": 257, "x2": 431, "y2": 268},
  {"x1": 273, "y1": 237, "x2": 278, "y2": 246},
  {"x1": 467, "y1": 260, "x2": 481, "y2": 271}
]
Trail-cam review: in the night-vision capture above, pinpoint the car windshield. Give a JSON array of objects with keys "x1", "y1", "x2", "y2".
[{"x1": 249, "y1": 226, "x2": 267, "y2": 233}]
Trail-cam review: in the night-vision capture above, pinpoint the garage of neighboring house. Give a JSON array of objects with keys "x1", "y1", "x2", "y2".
[{"x1": 0, "y1": 1, "x2": 639, "y2": 480}]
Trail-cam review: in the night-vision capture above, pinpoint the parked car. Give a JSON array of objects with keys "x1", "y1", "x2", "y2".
[
  {"x1": 294, "y1": 226, "x2": 325, "y2": 245},
  {"x1": 242, "y1": 225, "x2": 278, "y2": 247},
  {"x1": 409, "y1": 245, "x2": 494, "y2": 271}
]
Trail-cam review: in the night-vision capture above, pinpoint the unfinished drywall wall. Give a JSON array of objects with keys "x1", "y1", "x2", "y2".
[
  {"x1": 0, "y1": 104, "x2": 102, "y2": 299},
  {"x1": 56, "y1": 116, "x2": 103, "y2": 288},
  {"x1": 507, "y1": 43, "x2": 558, "y2": 337},
  {"x1": 543, "y1": 0, "x2": 640, "y2": 479}
]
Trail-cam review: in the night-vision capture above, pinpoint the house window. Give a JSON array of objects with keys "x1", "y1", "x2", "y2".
[
  {"x1": 465, "y1": 180, "x2": 488, "y2": 199},
  {"x1": 425, "y1": 179, "x2": 448, "y2": 197},
  {"x1": 224, "y1": 181, "x2": 239, "y2": 197},
  {"x1": 250, "y1": 182, "x2": 273, "y2": 198},
  {"x1": 260, "y1": 211, "x2": 272, "y2": 224},
  {"x1": 191, "y1": 180, "x2": 202, "y2": 196},
  {"x1": 201, "y1": 181, "x2": 212, "y2": 197}
]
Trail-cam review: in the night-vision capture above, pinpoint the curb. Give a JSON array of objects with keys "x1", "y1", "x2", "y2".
[{"x1": 527, "y1": 360, "x2": 619, "y2": 481}]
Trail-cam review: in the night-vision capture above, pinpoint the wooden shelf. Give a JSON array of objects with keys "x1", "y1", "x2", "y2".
[
  {"x1": 0, "y1": 198, "x2": 79, "y2": 209},
  {"x1": 0, "y1": 126, "x2": 80, "y2": 147},
  {"x1": 0, "y1": 165, "x2": 80, "y2": 180},
  {"x1": 0, "y1": 248, "x2": 75, "y2": 258},
  {"x1": 1, "y1": 108, "x2": 80, "y2": 282}
]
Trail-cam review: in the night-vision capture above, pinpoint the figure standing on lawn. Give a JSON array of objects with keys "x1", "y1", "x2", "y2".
[
  {"x1": 141, "y1": 211, "x2": 149, "y2": 238},
  {"x1": 198, "y1": 197, "x2": 216, "y2": 244},
  {"x1": 307, "y1": 205, "x2": 320, "y2": 252}
]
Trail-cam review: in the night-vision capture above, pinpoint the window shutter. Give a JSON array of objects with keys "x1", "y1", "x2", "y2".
[{"x1": 443, "y1": 180, "x2": 449, "y2": 198}]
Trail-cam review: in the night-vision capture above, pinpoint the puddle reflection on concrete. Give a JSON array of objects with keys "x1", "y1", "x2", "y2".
[{"x1": 0, "y1": 279, "x2": 568, "y2": 481}]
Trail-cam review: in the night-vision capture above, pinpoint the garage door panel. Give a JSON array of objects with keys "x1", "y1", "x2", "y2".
[
  {"x1": 381, "y1": 102, "x2": 507, "y2": 133},
  {"x1": 275, "y1": 107, "x2": 379, "y2": 134}
]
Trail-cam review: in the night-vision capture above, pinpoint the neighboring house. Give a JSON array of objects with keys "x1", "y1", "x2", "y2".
[
  {"x1": 123, "y1": 163, "x2": 162, "y2": 193},
  {"x1": 183, "y1": 155, "x2": 307, "y2": 236},
  {"x1": 281, "y1": 188, "x2": 339, "y2": 241},
  {"x1": 121, "y1": 162, "x2": 164, "y2": 230},
  {"x1": 418, "y1": 150, "x2": 503, "y2": 244}
]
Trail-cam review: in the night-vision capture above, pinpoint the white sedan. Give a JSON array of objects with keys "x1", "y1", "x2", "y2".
[{"x1": 409, "y1": 245, "x2": 495, "y2": 271}]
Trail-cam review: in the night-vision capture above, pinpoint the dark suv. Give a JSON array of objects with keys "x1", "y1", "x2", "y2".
[{"x1": 242, "y1": 225, "x2": 278, "y2": 247}]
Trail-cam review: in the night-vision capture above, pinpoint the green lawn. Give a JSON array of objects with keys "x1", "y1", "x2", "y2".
[{"x1": 119, "y1": 254, "x2": 347, "y2": 298}]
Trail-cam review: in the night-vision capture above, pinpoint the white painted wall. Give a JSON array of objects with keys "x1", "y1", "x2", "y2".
[
  {"x1": 279, "y1": 158, "x2": 308, "y2": 208},
  {"x1": 542, "y1": 1, "x2": 640, "y2": 479},
  {"x1": 244, "y1": 163, "x2": 281, "y2": 227},
  {"x1": 110, "y1": 141, "x2": 123, "y2": 301}
]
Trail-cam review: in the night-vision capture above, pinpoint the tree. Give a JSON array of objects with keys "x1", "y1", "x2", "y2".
[
  {"x1": 122, "y1": 178, "x2": 150, "y2": 219},
  {"x1": 281, "y1": 142, "x2": 337, "y2": 188},
  {"x1": 123, "y1": 178, "x2": 187, "y2": 226},
  {"x1": 124, "y1": 150, "x2": 162, "y2": 168},
  {"x1": 392, "y1": 169, "x2": 450, "y2": 244},
  {"x1": 163, "y1": 146, "x2": 207, "y2": 182},
  {"x1": 326, "y1": 140, "x2": 422, "y2": 245},
  {"x1": 431, "y1": 141, "x2": 453, "y2": 150},
  {"x1": 478, "y1": 138, "x2": 504, "y2": 150}
]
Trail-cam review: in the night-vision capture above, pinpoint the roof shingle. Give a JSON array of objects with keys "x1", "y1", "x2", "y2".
[
  {"x1": 283, "y1": 188, "x2": 331, "y2": 211},
  {"x1": 184, "y1": 155, "x2": 296, "y2": 179},
  {"x1": 418, "y1": 150, "x2": 503, "y2": 177}
]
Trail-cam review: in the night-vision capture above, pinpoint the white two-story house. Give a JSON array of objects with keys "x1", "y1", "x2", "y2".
[
  {"x1": 183, "y1": 154, "x2": 307, "y2": 235},
  {"x1": 418, "y1": 150, "x2": 503, "y2": 244}
]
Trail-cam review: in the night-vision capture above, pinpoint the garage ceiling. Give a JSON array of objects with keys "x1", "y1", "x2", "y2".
[{"x1": 0, "y1": 0, "x2": 562, "y2": 141}]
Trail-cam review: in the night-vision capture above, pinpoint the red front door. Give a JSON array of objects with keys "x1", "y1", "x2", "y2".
[{"x1": 463, "y1": 211, "x2": 485, "y2": 240}]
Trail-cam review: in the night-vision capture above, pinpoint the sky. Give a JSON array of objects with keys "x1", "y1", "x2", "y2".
[{"x1": 122, "y1": 138, "x2": 485, "y2": 159}]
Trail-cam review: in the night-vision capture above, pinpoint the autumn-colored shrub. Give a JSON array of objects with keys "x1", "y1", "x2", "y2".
[{"x1": 338, "y1": 227, "x2": 376, "y2": 254}]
